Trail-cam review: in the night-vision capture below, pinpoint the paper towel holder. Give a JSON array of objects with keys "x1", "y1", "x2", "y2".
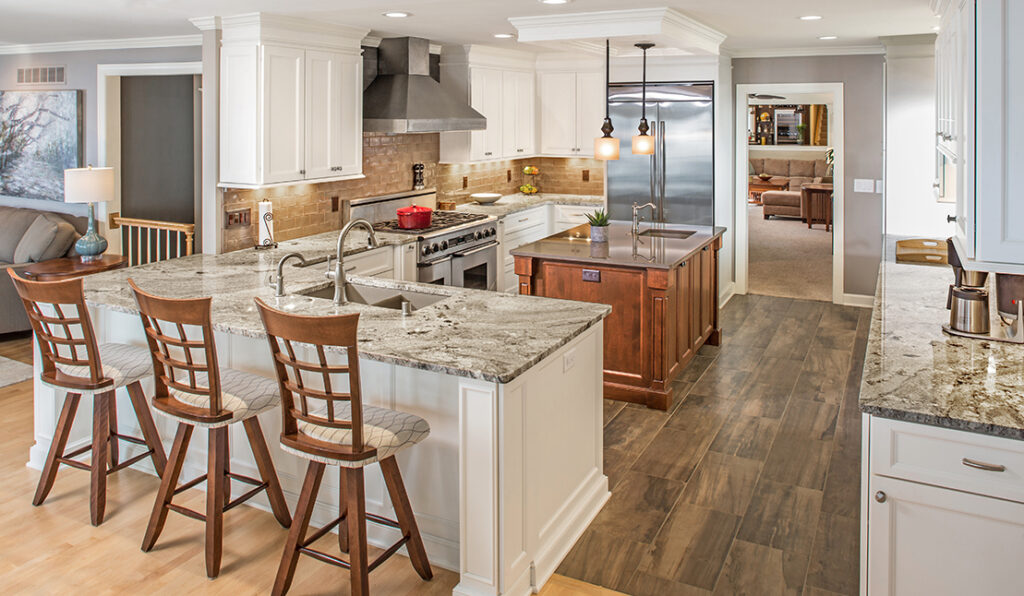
[{"x1": 254, "y1": 208, "x2": 278, "y2": 250}]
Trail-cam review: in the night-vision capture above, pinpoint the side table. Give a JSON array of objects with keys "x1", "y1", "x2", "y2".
[
  {"x1": 21, "y1": 254, "x2": 128, "y2": 281},
  {"x1": 801, "y1": 184, "x2": 834, "y2": 231}
]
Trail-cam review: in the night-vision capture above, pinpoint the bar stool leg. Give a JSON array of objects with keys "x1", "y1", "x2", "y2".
[
  {"x1": 107, "y1": 393, "x2": 119, "y2": 468},
  {"x1": 380, "y1": 457, "x2": 433, "y2": 580},
  {"x1": 34, "y1": 392, "x2": 81, "y2": 506},
  {"x1": 273, "y1": 461, "x2": 325, "y2": 596},
  {"x1": 345, "y1": 467, "x2": 370, "y2": 596},
  {"x1": 337, "y1": 467, "x2": 349, "y2": 553},
  {"x1": 90, "y1": 391, "x2": 111, "y2": 526},
  {"x1": 142, "y1": 423, "x2": 193, "y2": 551},
  {"x1": 242, "y1": 417, "x2": 291, "y2": 527},
  {"x1": 206, "y1": 426, "x2": 228, "y2": 578},
  {"x1": 126, "y1": 382, "x2": 167, "y2": 475}
]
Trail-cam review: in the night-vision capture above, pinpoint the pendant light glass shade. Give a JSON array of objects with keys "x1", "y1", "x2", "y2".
[
  {"x1": 632, "y1": 42, "x2": 655, "y2": 156},
  {"x1": 595, "y1": 39, "x2": 619, "y2": 161}
]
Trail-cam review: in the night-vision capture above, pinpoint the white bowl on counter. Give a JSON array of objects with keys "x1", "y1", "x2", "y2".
[{"x1": 470, "y1": 193, "x2": 503, "y2": 204}]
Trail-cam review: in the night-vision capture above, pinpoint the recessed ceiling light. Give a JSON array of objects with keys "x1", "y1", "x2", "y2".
[
  {"x1": 538, "y1": 0, "x2": 572, "y2": 4},
  {"x1": 819, "y1": 35, "x2": 838, "y2": 40},
  {"x1": 800, "y1": 15, "x2": 822, "y2": 21},
  {"x1": 494, "y1": 33, "x2": 514, "y2": 39},
  {"x1": 383, "y1": 11, "x2": 410, "y2": 18}
]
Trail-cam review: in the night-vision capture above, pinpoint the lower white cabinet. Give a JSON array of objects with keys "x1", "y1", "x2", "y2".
[
  {"x1": 553, "y1": 205, "x2": 594, "y2": 232},
  {"x1": 346, "y1": 244, "x2": 396, "y2": 278},
  {"x1": 864, "y1": 415, "x2": 1024, "y2": 595},
  {"x1": 499, "y1": 206, "x2": 550, "y2": 293}
]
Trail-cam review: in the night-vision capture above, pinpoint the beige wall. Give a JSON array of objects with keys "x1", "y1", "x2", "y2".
[{"x1": 733, "y1": 55, "x2": 885, "y2": 297}]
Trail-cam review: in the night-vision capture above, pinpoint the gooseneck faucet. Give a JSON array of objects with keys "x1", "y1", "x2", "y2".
[
  {"x1": 269, "y1": 252, "x2": 308, "y2": 297},
  {"x1": 326, "y1": 218, "x2": 380, "y2": 305},
  {"x1": 632, "y1": 201, "x2": 657, "y2": 236}
]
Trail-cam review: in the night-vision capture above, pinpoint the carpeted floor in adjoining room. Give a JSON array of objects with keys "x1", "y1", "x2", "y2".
[{"x1": 748, "y1": 204, "x2": 833, "y2": 302}]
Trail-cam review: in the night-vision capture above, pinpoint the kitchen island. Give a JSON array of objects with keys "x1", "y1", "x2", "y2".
[
  {"x1": 28, "y1": 229, "x2": 611, "y2": 596},
  {"x1": 512, "y1": 221, "x2": 725, "y2": 410},
  {"x1": 858, "y1": 246, "x2": 1024, "y2": 595}
]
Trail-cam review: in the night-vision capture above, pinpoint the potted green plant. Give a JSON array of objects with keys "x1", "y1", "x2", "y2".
[
  {"x1": 823, "y1": 147, "x2": 835, "y2": 183},
  {"x1": 586, "y1": 209, "x2": 610, "y2": 242}
]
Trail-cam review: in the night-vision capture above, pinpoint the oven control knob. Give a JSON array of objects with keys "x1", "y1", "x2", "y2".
[
  {"x1": 475, "y1": 231, "x2": 483, "y2": 240},
  {"x1": 488, "y1": 227, "x2": 496, "y2": 237},
  {"x1": 421, "y1": 245, "x2": 431, "y2": 256},
  {"x1": 430, "y1": 242, "x2": 439, "y2": 253},
  {"x1": 441, "y1": 240, "x2": 449, "y2": 251}
]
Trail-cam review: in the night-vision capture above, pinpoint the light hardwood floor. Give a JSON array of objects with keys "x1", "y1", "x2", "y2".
[{"x1": 0, "y1": 333, "x2": 622, "y2": 596}]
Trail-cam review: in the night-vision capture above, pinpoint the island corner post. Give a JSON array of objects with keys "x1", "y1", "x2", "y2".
[{"x1": 514, "y1": 230, "x2": 722, "y2": 411}]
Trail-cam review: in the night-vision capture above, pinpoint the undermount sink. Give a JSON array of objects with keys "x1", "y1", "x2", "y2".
[
  {"x1": 299, "y1": 283, "x2": 446, "y2": 311},
  {"x1": 638, "y1": 228, "x2": 696, "y2": 240}
]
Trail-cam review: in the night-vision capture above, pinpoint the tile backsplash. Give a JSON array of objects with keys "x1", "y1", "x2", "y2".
[{"x1": 436, "y1": 157, "x2": 604, "y2": 202}]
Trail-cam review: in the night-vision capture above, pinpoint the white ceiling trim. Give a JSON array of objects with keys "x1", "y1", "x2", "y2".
[
  {"x1": 727, "y1": 45, "x2": 886, "y2": 59},
  {"x1": 0, "y1": 34, "x2": 201, "y2": 56}
]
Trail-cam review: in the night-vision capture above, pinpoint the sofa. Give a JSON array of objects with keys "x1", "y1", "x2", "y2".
[
  {"x1": 1, "y1": 205, "x2": 86, "y2": 334},
  {"x1": 750, "y1": 158, "x2": 829, "y2": 220}
]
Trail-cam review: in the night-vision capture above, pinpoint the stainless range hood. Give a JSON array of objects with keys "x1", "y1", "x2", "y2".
[{"x1": 363, "y1": 37, "x2": 486, "y2": 133}]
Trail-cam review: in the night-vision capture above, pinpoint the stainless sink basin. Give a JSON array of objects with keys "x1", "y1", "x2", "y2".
[
  {"x1": 300, "y1": 283, "x2": 446, "y2": 311},
  {"x1": 638, "y1": 228, "x2": 696, "y2": 240}
]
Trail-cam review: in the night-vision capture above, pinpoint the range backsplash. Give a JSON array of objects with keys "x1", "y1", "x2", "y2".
[{"x1": 436, "y1": 157, "x2": 604, "y2": 201}]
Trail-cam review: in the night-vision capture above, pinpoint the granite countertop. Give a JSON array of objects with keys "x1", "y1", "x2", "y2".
[
  {"x1": 82, "y1": 229, "x2": 610, "y2": 384},
  {"x1": 859, "y1": 242, "x2": 1024, "y2": 439},
  {"x1": 510, "y1": 221, "x2": 726, "y2": 270},
  {"x1": 457, "y1": 193, "x2": 604, "y2": 218}
]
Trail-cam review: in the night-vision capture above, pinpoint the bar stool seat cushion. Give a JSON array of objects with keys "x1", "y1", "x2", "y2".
[
  {"x1": 283, "y1": 403, "x2": 430, "y2": 467},
  {"x1": 164, "y1": 368, "x2": 281, "y2": 428},
  {"x1": 52, "y1": 342, "x2": 152, "y2": 393}
]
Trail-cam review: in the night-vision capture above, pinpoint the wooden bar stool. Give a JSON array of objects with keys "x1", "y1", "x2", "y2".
[
  {"x1": 254, "y1": 298, "x2": 433, "y2": 596},
  {"x1": 6, "y1": 269, "x2": 167, "y2": 526},
  {"x1": 129, "y1": 280, "x2": 291, "y2": 579}
]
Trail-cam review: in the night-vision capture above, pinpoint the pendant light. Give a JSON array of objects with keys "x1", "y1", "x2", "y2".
[
  {"x1": 632, "y1": 42, "x2": 656, "y2": 155},
  {"x1": 594, "y1": 39, "x2": 620, "y2": 160}
]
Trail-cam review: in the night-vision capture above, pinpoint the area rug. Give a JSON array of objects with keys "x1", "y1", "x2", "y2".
[
  {"x1": 0, "y1": 355, "x2": 33, "y2": 388},
  {"x1": 748, "y1": 204, "x2": 833, "y2": 302}
]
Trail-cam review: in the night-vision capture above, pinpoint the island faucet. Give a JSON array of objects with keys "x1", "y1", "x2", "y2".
[
  {"x1": 632, "y1": 201, "x2": 657, "y2": 236},
  {"x1": 326, "y1": 218, "x2": 380, "y2": 305},
  {"x1": 268, "y1": 252, "x2": 308, "y2": 297}
]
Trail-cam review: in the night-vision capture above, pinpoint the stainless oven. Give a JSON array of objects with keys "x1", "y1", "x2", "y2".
[
  {"x1": 452, "y1": 241, "x2": 498, "y2": 291},
  {"x1": 417, "y1": 255, "x2": 452, "y2": 286}
]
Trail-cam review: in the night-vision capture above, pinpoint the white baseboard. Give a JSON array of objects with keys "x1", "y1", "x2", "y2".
[
  {"x1": 842, "y1": 293, "x2": 875, "y2": 308},
  {"x1": 719, "y1": 281, "x2": 737, "y2": 307}
]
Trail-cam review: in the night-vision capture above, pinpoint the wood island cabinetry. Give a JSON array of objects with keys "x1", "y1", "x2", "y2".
[{"x1": 513, "y1": 223, "x2": 723, "y2": 410}]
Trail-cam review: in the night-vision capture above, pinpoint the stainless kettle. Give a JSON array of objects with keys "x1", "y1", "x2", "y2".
[{"x1": 949, "y1": 286, "x2": 990, "y2": 335}]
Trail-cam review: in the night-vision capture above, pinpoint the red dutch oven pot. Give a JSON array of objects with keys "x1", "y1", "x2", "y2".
[{"x1": 396, "y1": 205, "x2": 433, "y2": 229}]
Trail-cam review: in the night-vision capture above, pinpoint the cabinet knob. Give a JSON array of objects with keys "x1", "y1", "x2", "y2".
[
  {"x1": 874, "y1": 491, "x2": 887, "y2": 503},
  {"x1": 947, "y1": 215, "x2": 957, "y2": 223},
  {"x1": 300, "y1": 169, "x2": 306, "y2": 176}
]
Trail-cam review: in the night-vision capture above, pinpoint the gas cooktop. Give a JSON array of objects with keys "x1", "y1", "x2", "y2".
[{"x1": 373, "y1": 211, "x2": 489, "y2": 236}]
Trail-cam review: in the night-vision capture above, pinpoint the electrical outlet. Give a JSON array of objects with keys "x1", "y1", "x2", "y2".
[
  {"x1": 225, "y1": 208, "x2": 251, "y2": 229},
  {"x1": 582, "y1": 169, "x2": 590, "y2": 182},
  {"x1": 563, "y1": 348, "x2": 576, "y2": 372},
  {"x1": 462, "y1": 176, "x2": 468, "y2": 189},
  {"x1": 582, "y1": 269, "x2": 601, "y2": 282},
  {"x1": 331, "y1": 196, "x2": 340, "y2": 212},
  {"x1": 507, "y1": 169, "x2": 512, "y2": 182}
]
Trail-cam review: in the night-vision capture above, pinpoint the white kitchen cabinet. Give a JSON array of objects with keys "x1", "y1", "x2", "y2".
[
  {"x1": 499, "y1": 206, "x2": 551, "y2": 293},
  {"x1": 219, "y1": 14, "x2": 366, "y2": 188},
  {"x1": 864, "y1": 415, "x2": 1024, "y2": 595},
  {"x1": 937, "y1": 0, "x2": 1024, "y2": 271},
  {"x1": 502, "y1": 70, "x2": 535, "y2": 158},
  {"x1": 469, "y1": 67, "x2": 504, "y2": 161},
  {"x1": 553, "y1": 205, "x2": 596, "y2": 232},
  {"x1": 538, "y1": 70, "x2": 604, "y2": 158}
]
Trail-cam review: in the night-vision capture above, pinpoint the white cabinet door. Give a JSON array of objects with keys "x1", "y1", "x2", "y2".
[
  {"x1": 262, "y1": 45, "x2": 306, "y2": 184},
  {"x1": 575, "y1": 72, "x2": 605, "y2": 158},
  {"x1": 501, "y1": 70, "x2": 519, "y2": 159},
  {"x1": 304, "y1": 50, "x2": 341, "y2": 180},
  {"x1": 501, "y1": 70, "x2": 536, "y2": 158},
  {"x1": 867, "y1": 474, "x2": 1024, "y2": 596},
  {"x1": 470, "y1": 67, "x2": 503, "y2": 161},
  {"x1": 539, "y1": 72, "x2": 577, "y2": 156},
  {"x1": 336, "y1": 53, "x2": 362, "y2": 177},
  {"x1": 220, "y1": 43, "x2": 259, "y2": 185}
]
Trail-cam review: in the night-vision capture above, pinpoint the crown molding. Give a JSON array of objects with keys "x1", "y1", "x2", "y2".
[
  {"x1": 189, "y1": 16, "x2": 221, "y2": 31},
  {"x1": 440, "y1": 44, "x2": 538, "y2": 70},
  {"x1": 728, "y1": 45, "x2": 886, "y2": 59},
  {"x1": 220, "y1": 13, "x2": 368, "y2": 50},
  {"x1": 362, "y1": 35, "x2": 442, "y2": 54},
  {"x1": 0, "y1": 34, "x2": 201, "y2": 56}
]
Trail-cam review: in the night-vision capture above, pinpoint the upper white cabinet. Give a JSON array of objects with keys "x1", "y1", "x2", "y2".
[
  {"x1": 219, "y1": 14, "x2": 367, "y2": 188},
  {"x1": 938, "y1": 0, "x2": 1024, "y2": 271},
  {"x1": 440, "y1": 45, "x2": 537, "y2": 163},
  {"x1": 537, "y1": 70, "x2": 604, "y2": 158}
]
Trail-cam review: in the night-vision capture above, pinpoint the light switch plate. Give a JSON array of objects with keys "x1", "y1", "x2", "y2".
[
  {"x1": 563, "y1": 348, "x2": 576, "y2": 372},
  {"x1": 854, "y1": 179, "x2": 875, "y2": 193},
  {"x1": 875, "y1": 180, "x2": 884, "y2": 193}
]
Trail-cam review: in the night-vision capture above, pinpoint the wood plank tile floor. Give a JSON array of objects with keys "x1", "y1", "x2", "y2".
[
  {"x1": 0, "y1": 331, "x2": 623, "y2": 595},
  {"x1": 558, "y1": 294, "x2": 870, "y2": 596}
]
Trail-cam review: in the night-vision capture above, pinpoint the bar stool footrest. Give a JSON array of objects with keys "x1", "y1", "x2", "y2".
[
  {"x1": 167, "y1": 503, "x2": 206, "y2": 522},
  {"x1": 297, "y1": 513, "x2": 409, "y2": 572},
  {"x1": 223, "y1": 483, "x2": 270, "y2": 512},
  {"x1": 107, "y1": 449, "x2": 155, "y2": 474}
]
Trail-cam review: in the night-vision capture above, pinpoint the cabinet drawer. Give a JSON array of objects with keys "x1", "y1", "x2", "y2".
[
  {"x1": 556, "y1": 205, "x2": 597, "y2": 223},
  {"x1": 503, "y1": 207, "x2": 547, "y2": 234},
  {"x1": 344, "y1": 246, "x2": 394, "y2": 278},
  {"x1": 870, "y1": 416, "x2": 1024, "y2": 504},
  {"x1": 503, "y1": 222, "x2": 547, "y2": 253}
]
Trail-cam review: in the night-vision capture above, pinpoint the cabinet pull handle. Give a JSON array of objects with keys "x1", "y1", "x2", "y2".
[
  {"x1": 518, "y1": 217, "x2": 529, "y2": 223},
  {"x1": 874, "y1": 491, "x2": 886, "y2": 503},
  {"x1": 962, "y1": 458, "x2": 1006, "y2": 472},
  {"x1": 344, "y1": 265, "x2": 357, "y2": 273},
  {"x1": 300, "y1": 169, "x2": 306, "y2": 175},
  {"x1": 947, "y1": 215, "x2": 957, "y2": 223}
]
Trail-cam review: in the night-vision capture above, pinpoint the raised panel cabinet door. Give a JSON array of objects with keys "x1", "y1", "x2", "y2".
[
  {"x1": 688, "y1": 255, "x2": 701, "y2": 353},
  {"x1": 539, "y1": 72, "x2": 577, "y2": 156},
  {"x1": 867, "y1": 474, "x2": 1024, "y2": 596},
  {"x1": 219, "y1": 43, "x2": 260, "y2": 185},
  {"x1": 470, "y1": 67, "x2": 503, "y2": 161},
  {"x1": 700, "y1": 246, "x2": 714, "y2": 338},
  {"x1": 337, "y1": 53, "x2": 363, "y2": 176},
  {"x1": 262, "y1": 44, "x2": 306, "y2": 184},
  {"x1": 501, "y1": 70, "x2": 519, "y2": 159},
  {"x1": 515, "y1": 70, "x2": 536, "y2": 156},
  {"x1": 954, "y1": 0, "x2": 975, "y2": 256},
  {"x1": 575, "y1": 72, "x2": 605, "y2": 158},
  {"x1": 304, "y1": 50, "x2": 340, "y2": 180}
]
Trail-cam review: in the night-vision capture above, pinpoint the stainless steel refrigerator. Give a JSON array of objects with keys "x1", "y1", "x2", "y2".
[{"x1": 606, "y1": 82, "x2": 715, "y2": 226}]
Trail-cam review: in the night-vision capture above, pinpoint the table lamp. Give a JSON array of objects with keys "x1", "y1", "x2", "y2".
[{"x1": 64, "y1": 166, "x2": 114, "y2": 262}]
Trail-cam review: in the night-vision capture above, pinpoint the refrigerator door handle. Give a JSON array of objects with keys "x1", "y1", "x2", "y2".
[
  {"x1": 650, "y1": 144, "x2": 657, "y2": 205},
  {"x1": 659, "y1": 120, "x2": 667, "y2": 220}
]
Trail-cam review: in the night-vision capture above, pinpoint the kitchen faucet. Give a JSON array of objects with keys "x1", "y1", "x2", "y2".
[
  {"x1": 268, "y1": 252, "x2": 308, "y2": 297},
  {"x1": 632, "y1": 201, "x2": 657, "y2": 236},
  {"x1": 326, "y1": 218, "x2": 380, "y2": 305}
]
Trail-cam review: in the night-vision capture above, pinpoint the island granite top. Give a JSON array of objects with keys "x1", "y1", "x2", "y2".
[
  {"x1": 859, "y1": 242, "x2": 1024, "y2": 440},
  {"x1": 457, "y1": 193, "x2": 604, "y2": 218},
  {"x1": 81, "y1": 229, "x2": 610, "y2": 384},
  {"x1": 510, "y1": 221, "x2": 726, "y2": 270}
]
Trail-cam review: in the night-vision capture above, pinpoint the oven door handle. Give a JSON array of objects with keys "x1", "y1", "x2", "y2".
[
  {"x1": 453, "y1": 241, "x2": 498, "y2": 258},
  {"x1": 418, "y1": 255, "x2": 453, "y2": 267}
]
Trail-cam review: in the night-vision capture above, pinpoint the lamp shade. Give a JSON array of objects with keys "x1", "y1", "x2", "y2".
[
  {"x1": 594, "y1": 136, "x2": 620, "y2": 161},
  {"x1": 632, "y1": 133, "x2": 655, "y2": 155},
  {"x1": 64, "y1": 167, "x2": 114, "y2": 204}
]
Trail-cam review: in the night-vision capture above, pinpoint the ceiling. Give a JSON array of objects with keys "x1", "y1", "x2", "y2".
[{"x1": 0, "y1": 0, "x2": 936, "y2": 54}]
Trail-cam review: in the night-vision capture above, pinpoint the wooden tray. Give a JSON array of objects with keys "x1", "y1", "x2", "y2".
[{"x1": 896, "y1": 239, "x2": 948, "y2": 265}]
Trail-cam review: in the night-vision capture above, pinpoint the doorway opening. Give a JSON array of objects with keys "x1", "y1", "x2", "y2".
[{"x1": 734, "y1": 83, "x2": 845, "y2": 304}]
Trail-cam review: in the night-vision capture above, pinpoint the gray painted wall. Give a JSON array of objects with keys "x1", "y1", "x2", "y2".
[
  {"x1": 733, "y1": 55, "x2": 885, "y2": 297},
  {"x1": 0, "y1": 45, "x2": 201, "y2": 216}
]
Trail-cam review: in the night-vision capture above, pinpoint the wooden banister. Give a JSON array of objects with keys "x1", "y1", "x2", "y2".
[{"x1": 108, "y1": 212, "x2": 195, "y2": 266}]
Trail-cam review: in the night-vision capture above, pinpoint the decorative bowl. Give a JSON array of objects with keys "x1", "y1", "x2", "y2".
[
  {"x1": 470, "y1": 193, "x2": 502, "y2": 204},
  {"x1": 758, "y1": 173, "x2": 773, "y2": 181}
]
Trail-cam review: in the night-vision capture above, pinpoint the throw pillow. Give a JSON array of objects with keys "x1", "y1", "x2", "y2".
[
  {"x1": 13, "y1": 216, "x2": 59, "y2": 264},
  {"x1": 0, "y1": 208, "x2": 42, "y2": 263},
  {"x1": 35, "y1": 215, "x2": 78, "y2": 261}
]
